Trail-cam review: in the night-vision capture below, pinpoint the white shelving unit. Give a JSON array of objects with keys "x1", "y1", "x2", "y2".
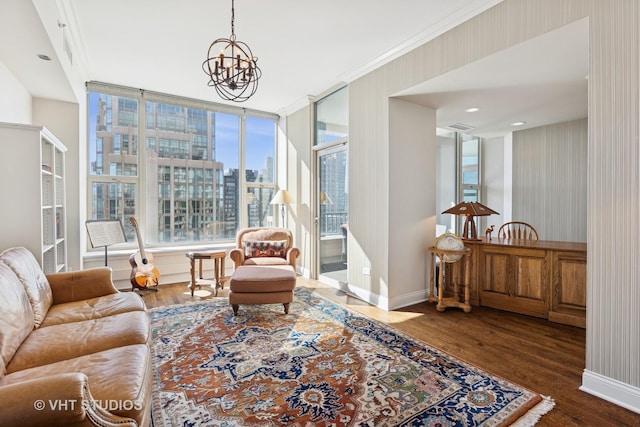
[{"x1": 0, "y1": 122, "x2": 67, "y2": 274}]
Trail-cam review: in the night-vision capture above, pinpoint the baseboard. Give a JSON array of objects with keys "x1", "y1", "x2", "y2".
[
  {"x1": 297, "y1": 266, "x2": 311, "y2": 278},
  {"x1": 318, "y1": 280, "x2": 427, "y2": 312},
  {"x1": 333, "y1": 282, "x2": 390, "y2": 310},
  {"x1": 580, "y1": 370, "x2": 640, "y2": 414},
  {"x1": 388, "y1": 289, "x2": 428, "y2": 310}
]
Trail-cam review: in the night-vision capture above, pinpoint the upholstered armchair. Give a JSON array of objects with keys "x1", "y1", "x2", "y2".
[{"x1": 229, "y1": 227, "x2": 300, "y2": 269}]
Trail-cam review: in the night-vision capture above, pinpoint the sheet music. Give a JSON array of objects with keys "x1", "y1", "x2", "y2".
[{"x1": 85, "y1": 219, "x2": 127, "y2": 248}]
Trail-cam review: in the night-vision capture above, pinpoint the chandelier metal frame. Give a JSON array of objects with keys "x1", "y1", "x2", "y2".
[{"x1": 202, "y1": 0, "x2": 261, "y2": 102}]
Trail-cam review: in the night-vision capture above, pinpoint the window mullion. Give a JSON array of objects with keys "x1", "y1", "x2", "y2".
[
  {"x1": 138, "y1": 93, "x2": 148, "y2": 244},
  {"x1": 239, "y1": 115, "x2": 247, "y2": 227}
]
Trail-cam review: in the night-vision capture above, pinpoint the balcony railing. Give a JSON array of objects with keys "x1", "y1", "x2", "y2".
[{"x1": 320, "y1": 212, "x2": 347, "y2": 236}]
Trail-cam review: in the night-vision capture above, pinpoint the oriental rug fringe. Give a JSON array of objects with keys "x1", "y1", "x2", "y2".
[{"x1": 150, "y1": 287, "x2": 554, "y2": 426}]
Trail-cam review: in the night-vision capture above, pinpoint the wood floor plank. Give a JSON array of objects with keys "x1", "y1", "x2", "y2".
[{"x1": 138, "y1": 277, "x2": 640, "y2": 426}]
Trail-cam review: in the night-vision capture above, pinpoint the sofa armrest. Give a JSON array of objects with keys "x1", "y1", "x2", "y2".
[
  {"x1": 0, "y1": 373, "x2": 137, "y2": 427},
  {"x1": 46, "y1": 267, "x2": 119, "y2": 305},
  {"x1": 287, "y1": 247, "x2": 300, "y2": 268},
  {"x1": 229, "y1": 248, "x2": 245, "y2": 269}
]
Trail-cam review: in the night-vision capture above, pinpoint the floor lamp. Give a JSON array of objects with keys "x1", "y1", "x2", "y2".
[{"x1": 270, "y1": 189, "x2": 293, "y2": 226}]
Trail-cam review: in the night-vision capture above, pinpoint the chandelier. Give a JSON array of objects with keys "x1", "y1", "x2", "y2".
[{"x1": 202, "y1": 0, "x2": 261, "y2": 102}]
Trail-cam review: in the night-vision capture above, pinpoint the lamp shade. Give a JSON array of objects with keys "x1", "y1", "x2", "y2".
[
  {"x1": 270, "y1": 189, "x2": 293, "y2": 205},
  {"x1": 442, "y1": 201, "x2": 499, "y2": 217}
]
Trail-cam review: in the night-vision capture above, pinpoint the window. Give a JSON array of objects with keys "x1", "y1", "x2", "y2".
[
  {"x1": 87, "y1": 84, "x2": 277, "y2": 247},
  {"x1": 315, "y1": 86, "x2": 348, "y2": 145},
  {"x1": 435, "y1": 129, "x2": 482, "y2": 236},
  {"x1": 246, "y1": 116, "x2": 276, "y2": 227},
  {"x1": 461, "y1": 134, "x2": 480, "y2": 202},
  {"x1": 436, "y1": 129, "x2": 457, "y2": 235}
]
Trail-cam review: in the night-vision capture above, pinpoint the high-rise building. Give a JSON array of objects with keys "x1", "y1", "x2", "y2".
[{"x1": 92, "y1": 95, "x2": 226, "y2": 243}]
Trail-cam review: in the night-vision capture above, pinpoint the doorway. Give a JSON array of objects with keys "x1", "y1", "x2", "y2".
[{"x1": 316, "y1": 142, "x2": 348, "y2": 285}]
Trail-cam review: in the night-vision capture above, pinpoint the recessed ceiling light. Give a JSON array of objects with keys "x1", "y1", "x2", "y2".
[
  {"x1": 511, "y1": 121, "x2": 526, "y2": 126},
  {"x1": 37, "y1": 54, "x2": 51, "y2": 61},
  {"x1": 465, "y1": 107, "x2": 480, "y2": 113}
]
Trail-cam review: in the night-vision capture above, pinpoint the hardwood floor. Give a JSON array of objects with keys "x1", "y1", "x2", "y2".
[{"x1": 138, "y1": 277, "x2": 640, "y2": 426}]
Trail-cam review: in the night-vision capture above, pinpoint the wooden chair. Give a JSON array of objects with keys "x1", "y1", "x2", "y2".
[{"x1": 498, "y1": 221, "x2": 539, "y2": 240}]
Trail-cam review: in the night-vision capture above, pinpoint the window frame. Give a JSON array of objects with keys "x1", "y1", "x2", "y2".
[{"x1": 435, "y1": 129, "x2": 483, "y2": 236}]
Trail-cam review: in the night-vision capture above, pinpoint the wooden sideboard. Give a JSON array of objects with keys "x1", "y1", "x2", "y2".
[{"x1": 463, "y1": 238, "x2": 586, "y2": 328}]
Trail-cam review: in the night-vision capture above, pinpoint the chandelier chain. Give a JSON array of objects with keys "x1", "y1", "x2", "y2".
[{"x1": 230, "y1": 0, "x2": 235, "y2": 37}]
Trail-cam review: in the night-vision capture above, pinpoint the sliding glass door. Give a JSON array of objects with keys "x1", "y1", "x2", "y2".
[{"x1": 317, "y1": 143, "x2": 348, "y2": 284}]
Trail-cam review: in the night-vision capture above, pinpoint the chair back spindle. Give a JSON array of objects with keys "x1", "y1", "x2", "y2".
[{"x1": 498, "y1": 221, "x2": 538, "y2": 240}]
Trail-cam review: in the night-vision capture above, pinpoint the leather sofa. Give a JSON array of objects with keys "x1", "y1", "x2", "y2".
[{"x1": 0, "y1": 247, "x2": 152, "y2": 427}]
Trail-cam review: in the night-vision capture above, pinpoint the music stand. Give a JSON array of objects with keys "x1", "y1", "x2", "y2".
[{"x1": 85, "y1": 219, "x2": 127, "y2": 266}]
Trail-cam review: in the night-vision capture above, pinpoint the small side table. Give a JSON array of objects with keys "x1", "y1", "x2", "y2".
[
  {"x1": 428, "y1": 246, "x2": 472, "y2": 313},
  {"x1": 185, "y1": 250, "x2": 227, "y2": 297}
]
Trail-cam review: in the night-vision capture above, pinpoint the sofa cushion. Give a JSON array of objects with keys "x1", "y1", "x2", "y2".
[
  {"x1": 40, "y1": 292, "x2": 146, "y2": 327},
  {"x1": 0, "y1": 247, "x2": 52, "y2": 328},
  {"x1": 244, "y1": 240, "x2": 287, "y2": 259},
  {"x1": 0, "y1": 263, "x2": 34, "y2": 374},
  {"x1": 0, "y1": 344, "x2": 151, "y2": 425},
  {"x1": 243, "y1": 256, "x2": 290, "y2": 266},
  {"x1": 230, "y1": 265, "x2": 296, "y2": 292},
  {"x1": 6, "y1": 311, "x2": 149, "y2": 373}
]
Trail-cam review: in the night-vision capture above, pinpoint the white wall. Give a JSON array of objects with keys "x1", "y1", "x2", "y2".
[
  {"x1": 0, "y1": 61, "x2": 32, "y2": 124},
  {"x1": 482, "y1": 136, "x2": 505, "y2": 234},
  {"x1": 283, "y1": 105, "x2": 313, "y2": 277},
  {"x1": 483, "y1": 118, "x2": 588, "y2": 243},
  {"x1": 388, "y1": 98, "x2": 436, "y2": 309},
  {"x1": 512, "y1": 118, "x2": 588, "y2": 242},
  {"x1": 582, "y1": 0, "x2": 640, "y2": 412}
]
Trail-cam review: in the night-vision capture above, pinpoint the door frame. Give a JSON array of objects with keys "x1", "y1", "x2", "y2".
[{"x1": 312, "y1": 138, "x2": 348, "y2": 281}]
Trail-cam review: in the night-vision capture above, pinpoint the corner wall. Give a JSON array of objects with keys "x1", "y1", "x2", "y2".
[
  {"x1": 581, "y1": 0, "x2": 640, "y2": 412},
  {"x1": 284, "y1": 105, "x2": 313, "y2": 277},
  {"x1": 387, "y1": 99, "x2": 436, "y2": 308}
]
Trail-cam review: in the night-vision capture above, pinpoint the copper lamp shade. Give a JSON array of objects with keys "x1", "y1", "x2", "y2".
[{"x1": 442, "y1": 202, "x2": 499, "y2": 240}]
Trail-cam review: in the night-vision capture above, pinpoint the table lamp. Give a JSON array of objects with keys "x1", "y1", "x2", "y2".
[{"x1": 442, "y1": 201, "x2": 499, "y2": 240}]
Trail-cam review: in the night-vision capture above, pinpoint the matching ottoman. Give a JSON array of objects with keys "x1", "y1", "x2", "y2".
[{"x1": 229, "y1": 265, "x2": 297, "y2": 315}]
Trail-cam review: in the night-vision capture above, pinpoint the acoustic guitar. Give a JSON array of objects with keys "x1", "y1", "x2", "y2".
[{"x1": 129, "y1": 217, "x2": 160, "y2": 291}]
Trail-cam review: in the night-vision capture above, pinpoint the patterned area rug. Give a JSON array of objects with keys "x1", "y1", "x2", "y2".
[{"x1": 150, "y1": 287, "x2": 554, "y2": 426}]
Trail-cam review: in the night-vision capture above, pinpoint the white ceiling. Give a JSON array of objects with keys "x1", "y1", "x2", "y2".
[
  {"x1": 1, "y1": 0, "x2": 588, "y2": 137},
  {"x1": 396, "y1": 17, "x2": 589, "y2": 138}
]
